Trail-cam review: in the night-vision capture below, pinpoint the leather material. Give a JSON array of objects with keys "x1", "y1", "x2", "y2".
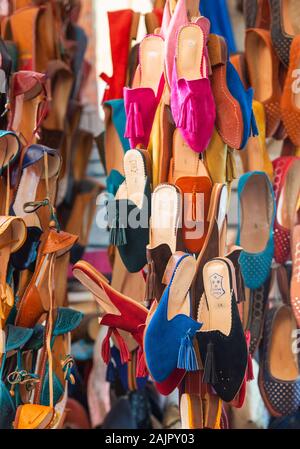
[
  {"x1": 281, "y1": 35, "x2": 300, "y2": 147},
  {"x1": 104, "y1": 100, "x2": 130, "y2": 153},
  {"x1": 21, "y1": 144, "x2": 60, "y2": 170},
  {"x1": 145, "y1": 243, "x2": 172, "y2": 303},
  {"x1": 0, "y1": 216, "x2": 27, "y2": 253},
  {"x1": 175, "y1": 176, "x2": 212, "y2": 253},
  {"x1": 269, "y1": 0, "x2": 293, "y2": 67},
  {"x1": 11, "y1": 226, "x2": 42, "y2": 271},
  {"x1": 259, "y1": 305, "x2": 300, "y2": 417},
  {"x1": 13, "y1": 404, "x2": 54, "y2": 429},
  {"x1": 246, "y1": 276, "x2": 271, "y2": 356},
  {"x1": 0, "y1": 131, "x2": 21, "y2": 174},
  {"x1": 208, "y1": 34, "x2": 244, "y2": 149},
  {"x1": 272, "y1": 156, "x2": 300, "y2": 263},
  {"x1": 245, "y1": 28, "x2": 281, "y2": 137}
]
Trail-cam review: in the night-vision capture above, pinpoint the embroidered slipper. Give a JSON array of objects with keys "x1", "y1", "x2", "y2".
[
  {"x1": 245, "y1": 28, "x2": 281, "y2": 137},
  {"x1": 272, "y1": 156, "x2": 300, "y2": 263},
  {"x1": 237, "y1": 171, "x2": 276, "y2": 289},
  {"x1": 197, "y1": 257, "x2": 248, "y2": 403},
  {"x1": 124, "y1": 34, "x2": 165, "y2": 149},
  {"x1": 281, "y1": 35, "x2": 300, "y2": 148},
  {"x1": 171, "y1": 23, "x2": 215, "y2": 153},
  {"x1": 259, "y1": 305, "x2": 300, "y2": 417},
  {"x1": 144, "y1": 253, "x2": 201, "y2": 391}
]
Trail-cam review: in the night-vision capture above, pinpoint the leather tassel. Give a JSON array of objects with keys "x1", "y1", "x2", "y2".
[
  {"x1": 113, "y1": 328, "x2": 130, "y2": 364},
  {"x1": 136, "y1": 348, "x2": 148, "y2": 378},
  {"x1": 101, "y1": 328, "x2": 113, "y2": 364},
  {"x1": 251, "y1": 110, "x2": 259, "y2": 137},
  {"x1": 177, "y1": 329, "x2": 199, "y2": 371},
  {"x1": 134, "y1": 103, "x2": 144, "y2": 138},
  {"x1": 109, "y1": 217, "x2": 127, "y2": 247},
  {"x1": 203, "y1": 341, "x2": 218, "y2": 384}
]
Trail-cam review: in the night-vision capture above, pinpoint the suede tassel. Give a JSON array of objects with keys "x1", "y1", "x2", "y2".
[
  {"x1": 203, "y1": 341, "x2": 218, "y2": 384},
  {"x1": 101, "y1": 327, "x2": 131, "y2": 365},
  {"x1": 101, "y1": 327, "x2": 113, "y2": 364},
  {"x1": 177, "y1": 329, "x2": 199, "y2": 371},
  {"x1": 178, "y1": 94, "x2": 197, "y2": 133},
  {"x1": 113, "y1": 328, "x2": 131, "y2": 364},
  {"x1": 109, "y1": 216, "x2": 127, "y2": 247},
  {"x1": 125, "y1": 102, "x2": 144, "y2": 139},
  {"x1": 250, "y1": 110, "x2": 259, "y2": 137},
  {"x1": 136, "y1": 347, "x2": 148, "y2": 378}
]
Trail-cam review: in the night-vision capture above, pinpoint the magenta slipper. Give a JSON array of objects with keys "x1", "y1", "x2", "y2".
[
  {"x1": 170, "y1": 23, "x2": 215, "y2": 154},
  {"x1": 123, "y1": 34, "x2": 165, "y2": 149}
]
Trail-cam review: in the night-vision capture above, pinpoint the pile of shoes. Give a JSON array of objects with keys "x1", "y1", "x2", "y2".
[
  {"x1": 0, "y1": 0, "x2": 103, "y2": 430},
  {"x1": 73, "y1": 0, "x2": 300, "y2": 429}
]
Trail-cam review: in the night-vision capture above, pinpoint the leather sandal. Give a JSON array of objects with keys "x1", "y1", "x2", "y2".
[
  {"x1": 72, "y1": 260, "x2": 148, "y2": 371},
  {"x1": 0, "y1": 324, "x2": 34, "y2": 429},
  {"x1": 15, "y1": 226, "x2": 78, "y2": 328},
  {"x1": 2, "y1": 3, "x2": 60, "y2": 72},
  {"x1": 39, "y1": 60, "x2": 74, "y2": 149},
  {"x1": 8, "y1": 70, "x2": 50, "y2": 145}
]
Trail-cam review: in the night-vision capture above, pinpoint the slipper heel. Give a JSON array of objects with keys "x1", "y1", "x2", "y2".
[{"x1": 207, "y1": 34, "x2": 227, "y2": 67}]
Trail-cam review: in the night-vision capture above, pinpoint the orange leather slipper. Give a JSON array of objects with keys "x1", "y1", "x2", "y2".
[
  {"x1": 281, "y1": 35, "x2": 300, "y2": 147},
  {"x1": 245, "y1": 28, "x2": 281, "y2": 138}
]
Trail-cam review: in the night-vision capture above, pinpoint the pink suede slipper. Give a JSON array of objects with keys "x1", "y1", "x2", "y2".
[
  {"x1": 124, "y1": 34, "x2": 165, "y2": 149},
  {"x1": 170, "y1": 23, "x2": 216, "y2": 153}
]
